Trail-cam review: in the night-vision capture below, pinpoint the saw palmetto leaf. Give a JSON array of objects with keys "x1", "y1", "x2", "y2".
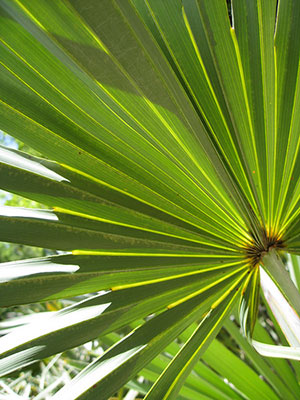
[{"x1": 1, "y1": 0, "x2": 300, "y2": 398}]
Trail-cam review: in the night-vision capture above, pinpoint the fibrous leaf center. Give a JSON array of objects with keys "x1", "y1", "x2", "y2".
[{"x1": 245, "y1": 230, "x2": 284, "y2": 267}]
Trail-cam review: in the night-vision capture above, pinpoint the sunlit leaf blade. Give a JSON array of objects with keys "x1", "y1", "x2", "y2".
[
  {"x1": 273, "y1": 0, "x2": 300, "y2": 232},
  {"x1": 253, "y1": 321, "x2": 300, "y2": 397},
  {"x1": 0, "y1": 0, "x2": 248, "y2": 233},
  {"x1": 140, "y1": 354, "x2": 240, "y2": 400},
  {"x1": 284, "y1": 218, "x2": 300, "y2": 254},
  {"x1": 252, "y1": 341, "x2": 300, "y2": 361},
  {"x1": 260, "y1": 268, "x2": 300, "y2": 359},
  {"x1": 131, "y1": 324, "x2": 244, "y2": 399},
  {"x1": 139, "y1": 316, "x2": 300, "y2": 400},
  {"x1": 289, "y1": 253, "x2": 300, "y2": 290},
  {"x1": 0, "y1": 145, "x2": 248, "y2": 249},
  {"x1": 239, "y1": 251, "x2": 300, "y2": 363},
  {"x1": 0, "y1": 269, "x2": 247, "y2": 377},
  {"x1": 232, "y1": 0, "x2": 277, "y2": 229},
  {"x1": 143, "y1": 290, "x2": 239, "y2": 400},
  {"x1": 134, "y1": 0, "x2": 263, "y2": 233},
  {"x1": 239, "y1": 266, "x2": 260, "y2": 337},
  {"x1": 182, "y1": 0, "x2": 265, "y2": 221},
  {"x1": 258, "y1": 284, "x2": 300, "y2": 383},
  {"x1": 262, "y1": 249, "x2": 300, "y2": 317},
  {"x1": 202, "y1": 340, "x2": 280, "y2": 400},
  {"x1": 224, "y1": 318, "x2": 298, "y2": 400},
  {"x1": 135, "y1": 1, "x2": 251, "y2": 203},
  {"x1": 51, "y1": 278, "x2": 244, "y2": 400},
  {"x1": 1, "y1": 205, "x2": 242, "y2": 256},
  {"x1": 0, "y1": 254, "x2": 244, "y2": 305}
]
